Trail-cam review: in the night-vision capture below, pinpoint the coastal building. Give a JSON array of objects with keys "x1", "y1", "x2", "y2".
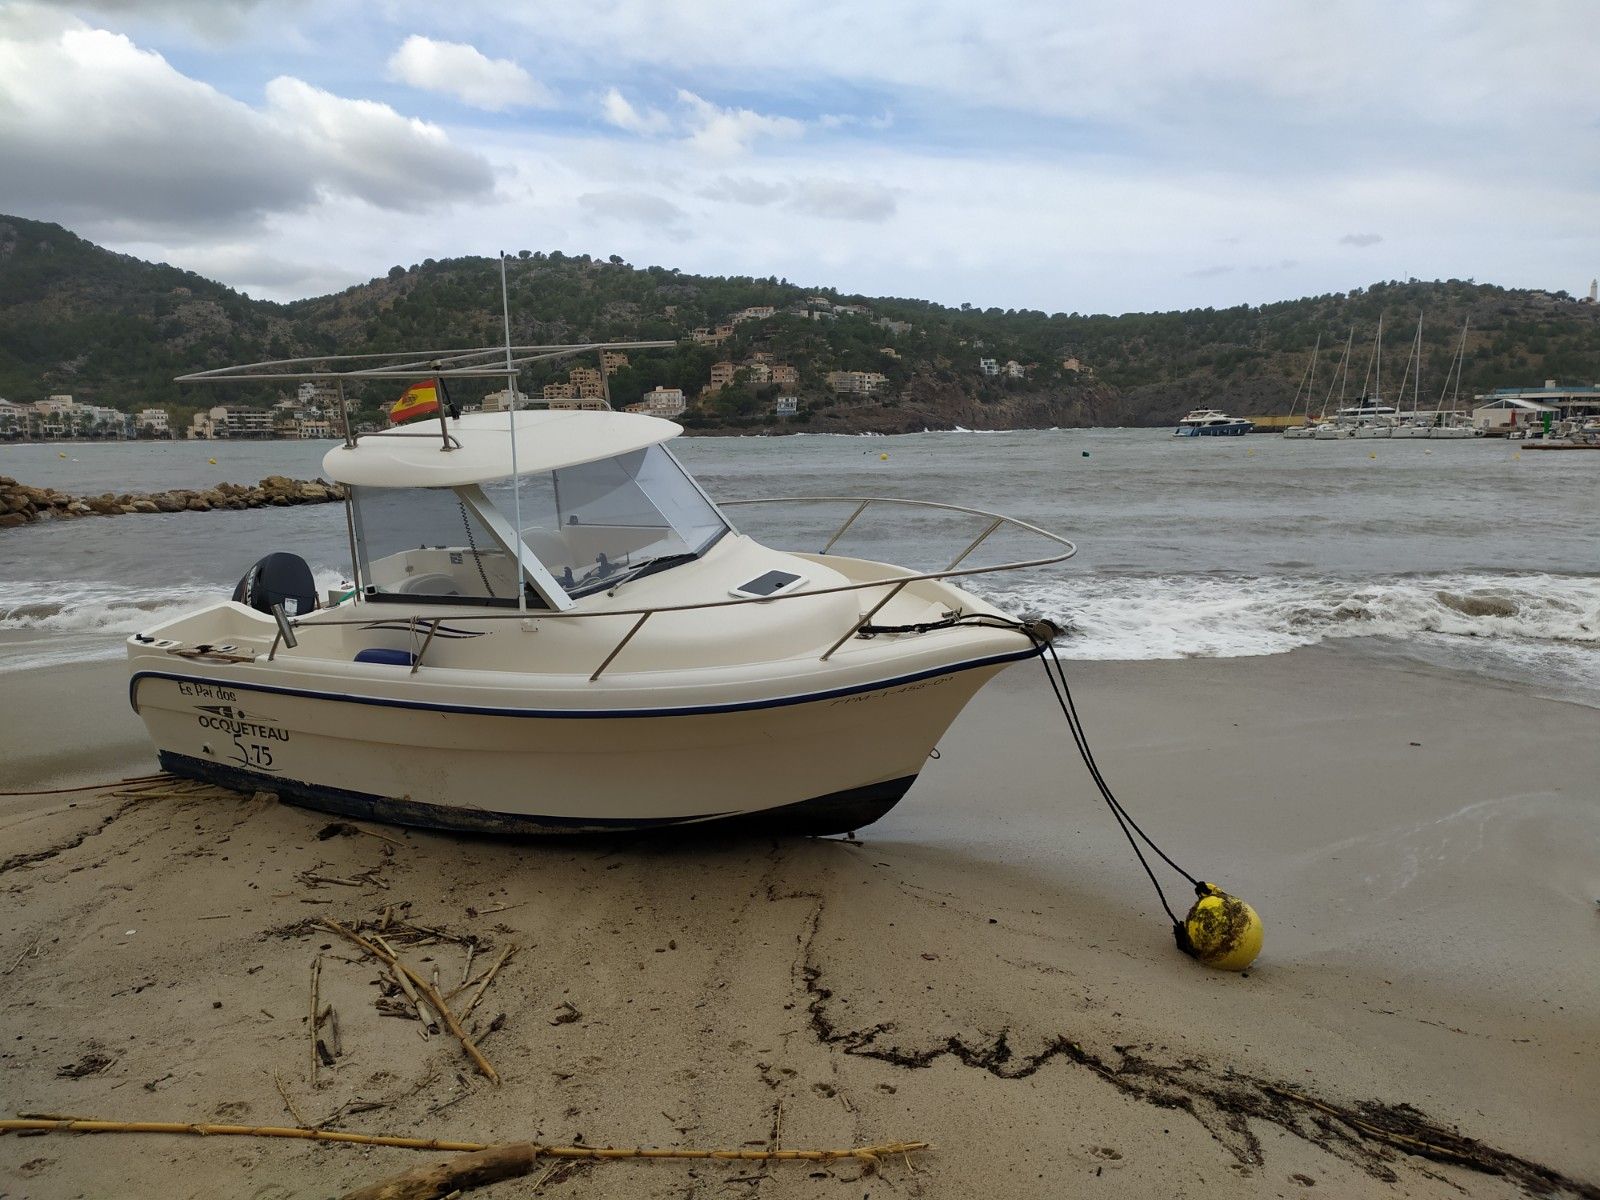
[
  {"x1": 732, "y1": 306, "x2": 775, "y2": 324},
  {"x1": 547, "y1": 397, "x2": 608, "y2": 412},
  {"x1": 188, "y1": 405, "x2": 275, "y2": 439},
  {"x1": 774, "y1": 396, "x2": 799, "y2": 417},
  {"x1": 542, "y1": 382, "x2": 577, "y2": 401},
  {"x1": 1061, "y1": 356, "x2": 1091, "y2": 374},
  {"x1": 770, "y1": 363, "x2": 799, "y2": 388},
  {"x1": 600, "y1": 351, "x2": 630, "y2": 372},
  {"x1": 978, "y1": 358, "x2": 999, "y2": 376},
  {"x1": 709, "y1": 361, "x2": 737, "y2": 390},
  {"x1": 1472, "y1": 381, "x2": 1600, "y2": 433},
  {"x1": 825, "y1": 370, "x2": 890, "y2": 395},
  {"x1": 880, "y1": 347, "x2": 901, "y2": 360},
  {"x1": 1004, "y1": 360, "x2": 1027, "y2": 379},
  {"x1": 834, "y1": 303, "x2": 871, "y2": 317},
  {"x1": 297, "y1": 417, "x2": 333, "y2": 439},
  {"x1": 746, "y1": 362, "x2": 772, "y2": 385},
  {"x1": 625, "y1": 386, "x2": 687, "y2": 418},
  {"x1": 569, "y1": 366, "x2": 604, "y2": 399}
]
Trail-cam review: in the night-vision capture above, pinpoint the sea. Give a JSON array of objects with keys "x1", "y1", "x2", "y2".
[{"x1": 2, "y1": 429, "x2": 1597, "y2": 705}]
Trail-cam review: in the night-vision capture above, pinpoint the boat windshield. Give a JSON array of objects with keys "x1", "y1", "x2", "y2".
[{"x1": 354, "y1": 445, "x2": 730, "y2": 605}]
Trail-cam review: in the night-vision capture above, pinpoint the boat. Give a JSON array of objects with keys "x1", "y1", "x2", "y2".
[
  {"x1": 1427, "y1": 319, "x2": 1482, "y2": 438},
  {"x1": 1174, "y1": 409, "x2": 1254, "y2": 436},
  {"x1": 1280, "y1": 334, "x2": 1321, "y2": 438},
  {"x1": 1348, "y1": 317, "x2": 1395, "y2": 438},
  {"x1": 125, "y1": 341, "x2": 1076, "y2": 836},
  {"x1": 1390, "y1": 314, "x2": 1434, "y2": 438},
  {"x1": 1310, "y1": 330, "x2": 1360, "y2": 439}
]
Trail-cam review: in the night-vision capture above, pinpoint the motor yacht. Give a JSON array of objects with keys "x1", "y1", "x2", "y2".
[
  {"x1": 1173, "y1": 409, "x2": 1254, "y2": 437},
  {"x1": 127, "y1": 345, "x2": 1075, "y2": 836}
]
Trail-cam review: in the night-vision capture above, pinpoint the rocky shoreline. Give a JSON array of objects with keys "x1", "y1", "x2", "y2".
[{"x1": 0, "y1": 474, "x2": 343, "y2": 528}]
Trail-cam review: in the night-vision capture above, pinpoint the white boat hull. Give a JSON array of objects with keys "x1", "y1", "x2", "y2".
[{"x1": 132, "y1": 658, "x2": 1023, "y2": 834}]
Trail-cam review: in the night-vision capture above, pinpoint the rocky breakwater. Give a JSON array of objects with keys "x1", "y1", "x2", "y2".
[{"x1": 0, "y1": 474, "x2": 343, "y2": 528}]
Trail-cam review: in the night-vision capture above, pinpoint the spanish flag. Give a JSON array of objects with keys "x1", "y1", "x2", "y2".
[{"x1": 389, "y1": 380, "x2": 441, "y2": 425}]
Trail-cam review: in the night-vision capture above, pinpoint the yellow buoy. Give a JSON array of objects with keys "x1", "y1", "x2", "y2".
[
  {"x1": 1513, "y1": 452, "x2": 1521, "y2": 461},
  {"x1": 209, "y1": 457, "x2": 218, "y2": 465},
  {"x1": 1368, "y1": 451, "x2": 1377, "y2": 459},
  {"x1": 879, "y1": 452, "x2": 889, "y2": 461},
  {"x1": 58, "y1": 451, "x2": 67, "y2": 458},
  {"x1": 1178, "y1": 883, "x2": 1263, "y2": 971}
]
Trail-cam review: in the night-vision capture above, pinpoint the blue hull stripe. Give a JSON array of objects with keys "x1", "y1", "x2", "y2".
[{"x1": 130, "y1": 643, "x2": 1040, "y2": 721}]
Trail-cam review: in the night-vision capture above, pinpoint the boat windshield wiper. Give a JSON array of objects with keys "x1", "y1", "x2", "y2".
[
  {"x1": 599, "y1": 552, "x2": 698, "y2": 593},
  {"x1": 563, "y1": 551, "x2": 697, "y2": 598}
]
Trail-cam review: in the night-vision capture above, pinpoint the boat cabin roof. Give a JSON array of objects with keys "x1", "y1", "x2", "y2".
[{"x1": 323, "y1": 409, "x2": 683, "y2": 488}]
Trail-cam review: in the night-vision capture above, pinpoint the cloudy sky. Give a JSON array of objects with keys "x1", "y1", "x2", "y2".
[{"x1": 1, "y1": 1, "x2": 1597, "y2": 312}]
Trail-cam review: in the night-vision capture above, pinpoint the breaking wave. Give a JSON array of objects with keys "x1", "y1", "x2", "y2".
[{"x1": 976, "y1": 571, "x2": 1600, "y2": 661}]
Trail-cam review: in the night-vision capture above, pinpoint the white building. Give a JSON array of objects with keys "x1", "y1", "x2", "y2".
[
  {"x1": 774, "y1": 396, "x2": 799, "y2": 417},
  {"x1": 825, "y1": 370, "x2": 890, "y2": 395},
  {"x1": 188, "y1": 405, "x2": 276, "y2": 439},
  {"x1": 136, "y1": 408, "x2": 170, "y2": 435},
  {"x1": 625, "y1": 386, "x2": 687, "y2": 417},
  {"x1": 1003, "y1": 360, "x2": 1027, "y2": 379},
  {"x1": 978, "y1": 358, "x2": 999, "y2": 376}
]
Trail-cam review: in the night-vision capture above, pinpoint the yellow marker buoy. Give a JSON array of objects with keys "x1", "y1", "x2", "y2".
[
  {"x1": 1177, "y1": 883, "x2": 1263, "y2": 971},
  {"x1": 209, "y1": 457, "x2": 218, "y2": 465},
  {"x1": 1368, "y1": 451, "x2": 1377, "y2": 459},
  {"x1": 1513, "y1": 452, "x2": 1521, "y2": 461},
  {"x1": 879, "y1": 452, "x2": 889, "y2": 461},
  {"x1": 58, "y1": 451, "x2": 67, "y2": 458}
]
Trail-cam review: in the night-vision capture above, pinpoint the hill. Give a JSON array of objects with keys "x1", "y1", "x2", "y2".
[{"x1": 3, "y1": 214, "x2": 1599, "y2": 433}]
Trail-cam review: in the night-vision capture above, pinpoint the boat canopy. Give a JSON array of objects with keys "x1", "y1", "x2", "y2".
[{"x1": 324, "y1": 410, "x2": 682, "y2": 489}]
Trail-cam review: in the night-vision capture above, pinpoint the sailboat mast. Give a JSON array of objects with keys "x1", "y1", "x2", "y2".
[
  {"x1": 1328, "y1": 327, "x2": 1353, "y2": 418},
  {"x1": 1411, "y1": 313, "x2": 1424, "y2": 420},
  {"x1": 1375, "y1": 313, "x2": 1383, "y2": 406},
  {"x1": 1302, "y1": 332, "x2": 1321, "y2": 418}
]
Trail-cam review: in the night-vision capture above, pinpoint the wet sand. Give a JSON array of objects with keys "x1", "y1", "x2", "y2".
[{"x1": 1, "y1": 645, "x2": 1596, "y2": 1199}]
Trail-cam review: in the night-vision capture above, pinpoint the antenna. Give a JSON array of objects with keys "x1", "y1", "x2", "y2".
[{"x1": 500, "y1": 252, "x2": 528, "y2": 614}]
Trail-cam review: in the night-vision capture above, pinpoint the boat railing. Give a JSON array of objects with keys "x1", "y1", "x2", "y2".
[{"x1": 266, "y1": 496, "x2": 1076, "y2": 678}]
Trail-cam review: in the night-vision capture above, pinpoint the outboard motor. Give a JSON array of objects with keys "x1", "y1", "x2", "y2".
[{"x1": 232, "y1": 552, "x2": 318, "y2": 616}]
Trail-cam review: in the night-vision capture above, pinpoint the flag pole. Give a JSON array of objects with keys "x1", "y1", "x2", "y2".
[{"x1": 500, "y1": 253, "x2": 528, "y2": 614}]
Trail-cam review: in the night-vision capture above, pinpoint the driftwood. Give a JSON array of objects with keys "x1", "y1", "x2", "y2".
[
  {"x1": 338, "y1": 1143, "x2": 536, "y2": 1200},
  {"x1": 321, "y1": 920, "x2": 499, "y2": 1084}
]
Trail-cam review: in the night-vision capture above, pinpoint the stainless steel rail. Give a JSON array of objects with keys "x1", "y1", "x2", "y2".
[
  {"x1": 261, "y1": 496, "x2": 1076, "y2": 677},
  {"x1": 174, "y1": 341, "x2": 678, "y2": 384}
]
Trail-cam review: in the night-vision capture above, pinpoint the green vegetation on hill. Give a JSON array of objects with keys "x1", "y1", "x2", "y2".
[{"x1": 3, "y1": 213, "x2": 1598, "y2": 432}]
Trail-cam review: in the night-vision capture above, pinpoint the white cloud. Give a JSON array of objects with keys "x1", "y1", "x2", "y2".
[
  {"x1": 387, "y1": 35, "x2": 552, "y2": 111},
  {"x1": 264, "y1": 77, "x2": 494, "y2": 210},
  {"x1": 600, "y1": 87, "x2": 671, "y2": 135},
  {"x1": 674, "y1": 89, "x2": 803, "y2": 157},
  {"x1": 598, "y1": 87, "x2": 803, "y2": 157},
  {"x1": 0, "y1": 8, "x2": 493, "y2": 232},
  {"x1": 1340, "y1": 233, "x2": 1384, "y2": 247}
]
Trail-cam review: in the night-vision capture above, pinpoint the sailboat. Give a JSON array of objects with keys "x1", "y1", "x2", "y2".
[
  {"x1": 1281, "y1": 332, "x2": 1322, "y2": 438},
  {"x1": 1352, "y1": 314, "x2": 1396, "y2": 438},
  {"x1": 1429, "y1": 319, "x2": 1480, "y2": 438},
  {"x1": 1312, "y1": 329, "x2": 1359, "y2": 438},
  {"x1": 1391, "y1": 314, "x2": 1433, "y2": 438}
]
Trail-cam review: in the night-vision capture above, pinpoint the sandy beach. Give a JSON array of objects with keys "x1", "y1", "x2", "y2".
[{"x1": 2, "y1": 644, "x2": 1597, "y2": 1199}]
